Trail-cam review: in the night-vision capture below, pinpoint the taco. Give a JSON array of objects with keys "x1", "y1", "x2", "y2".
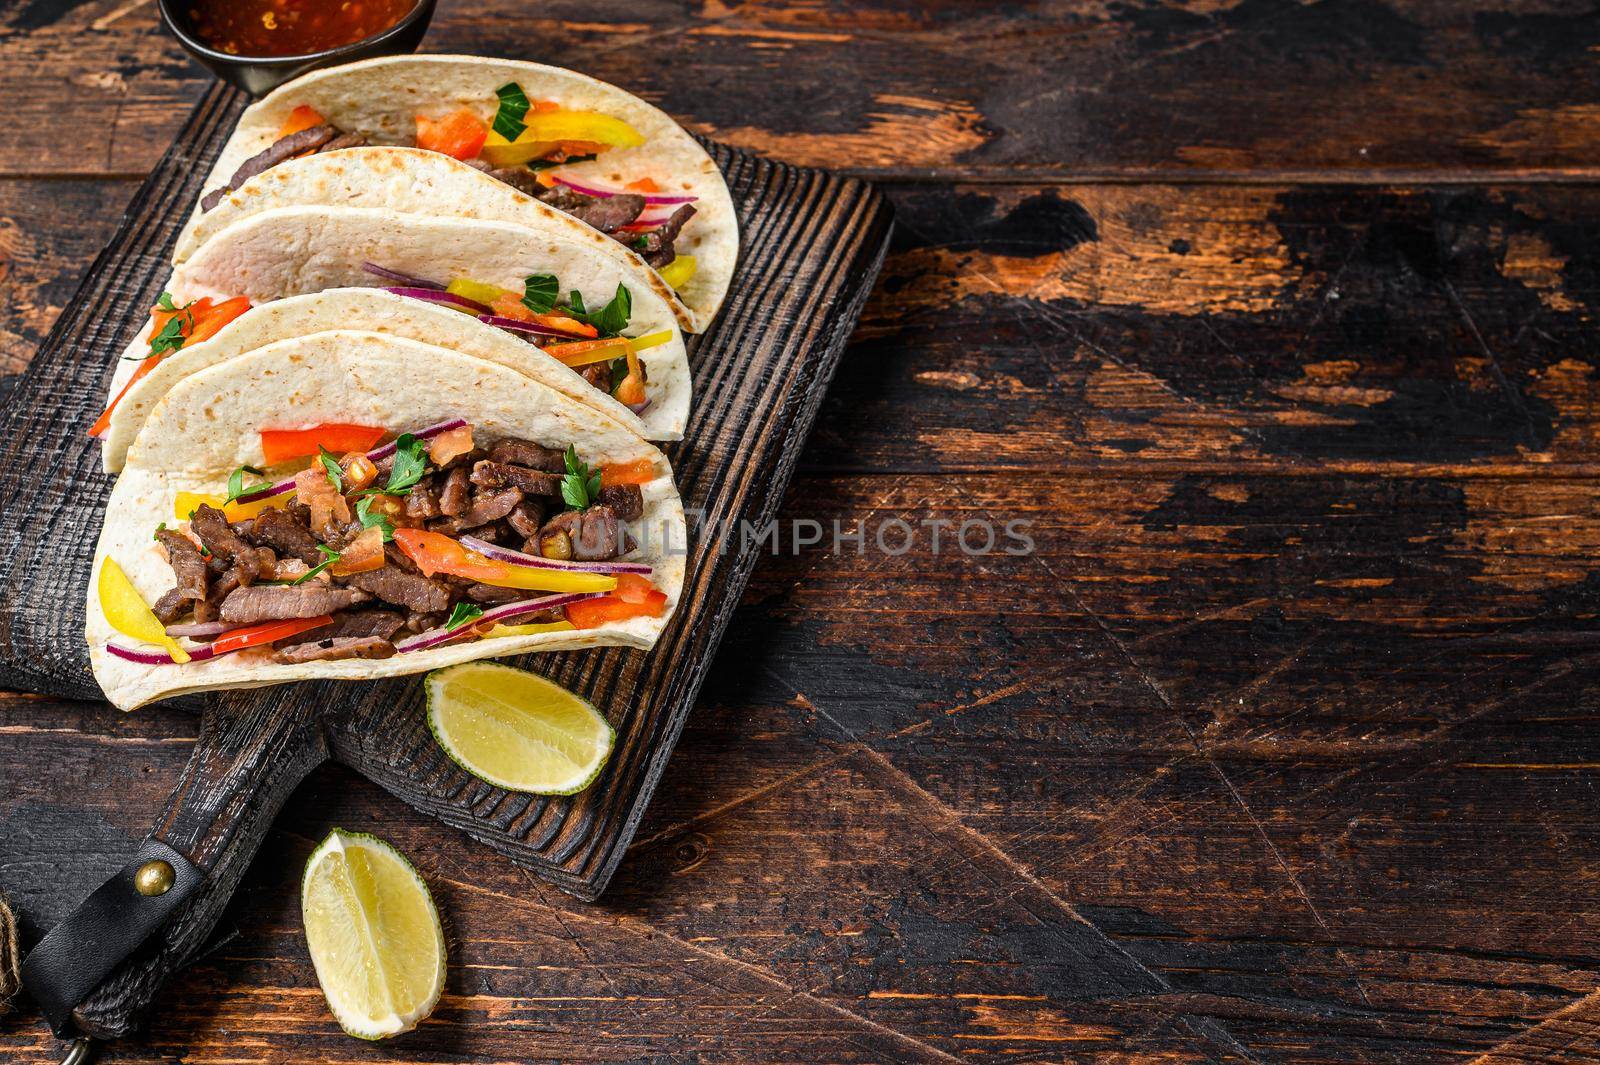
[
  {"x1": 88, "y1": 332, "x2": 686, "y2": 712},
  {"x1": 186, "y1": 55, "x2": 736, "y2": 332},
  {"x1": 94, "y1": 205, "x2": 694, "y2": 460},
  {"x1": 180, "y1": 147, "x2": 698, "y2": 333}
]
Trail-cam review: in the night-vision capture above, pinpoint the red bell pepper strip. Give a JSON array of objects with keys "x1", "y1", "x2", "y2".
[
  {"x1": 208, "y1": 615, "x2": 333, "y2": 656},
  {"x1": 564, "y1": 574, "x2": 667, "y2": 629},
  {"x1": 259, "y1": 423, "x2": 387, "y2": 465}
]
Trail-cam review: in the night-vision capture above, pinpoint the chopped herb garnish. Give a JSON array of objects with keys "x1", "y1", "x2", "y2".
[
  {"x1": 606, "y1": 355, "x2": 629, "y2": 395},
  {"x1": 318, "y1": 446, "x2": 344, "y2": 492},
  {"x1": 382, "y1": 433, "x2": 427, "y2": 494},
  {"x1": 521, "y1": 273, "x2": 559, "y2": 315},
  {"x1": 633, "y1": 235, "x2": 650, "y2": 251},
  {"x1": 569, "y1": 283, "x2": 632, "y2": 337},
  {"x1": 492, "y1": 82, "x2": 531, "y2": 141},
  {"x1": 292, "y1": 544, "x2": 341, "y2": 585},
  {"x1": 152, "y1": 521, "x2": 169, "y2": 541},
  {"x1": 560, "y1": 445, "x2": 602, "y2": 510},
  {"x1": 133, "y1": 314, "x2": 187, "y2": 360},
  {"x1": 355, "y1": 496, "x2": 396, "y2": 541},
  {"x1": 567, "y1": 290, "x2": 586, "y2": 316},
  {"x1": 445, "y1": 602, "x2": 485, "y2": 631},
  {"x1": 155, "y1": 292, "x2": 179, "y2": 312},
  {"x1": 225, "y1": 464, "x2": 271, "y2": 504}
]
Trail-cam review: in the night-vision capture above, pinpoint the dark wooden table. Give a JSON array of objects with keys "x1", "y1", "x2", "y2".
[{"x1": 5, "y1": 2, "x2": 1600, "y2": 1061}]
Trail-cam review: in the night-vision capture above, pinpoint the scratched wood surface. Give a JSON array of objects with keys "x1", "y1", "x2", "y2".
[{"x1": 5, "y1": 0, "x2": 1600, "y2": 1062}]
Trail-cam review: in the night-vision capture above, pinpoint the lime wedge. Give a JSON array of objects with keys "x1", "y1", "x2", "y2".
[
  {"x1": 301, "y1": 829, "x2": 445, "y2": 1040},
  {"x1": 425, "y1": 662, "x2": 615, "y2": 794}
]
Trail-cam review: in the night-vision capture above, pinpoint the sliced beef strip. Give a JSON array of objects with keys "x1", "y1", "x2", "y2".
[
  {"x1": 316, "y1": 131, "x2": 369, "y2": 153},
  {"x1": 437, "y1": 466, "x2": 471, "y2": 517},
  {"x1": 405, "y1": 480, "x2": 443, "y2": 520},
  {"x1": 596, "y1": 484, "x2": 644, "y2": 522},
  {"x1": 488, "y1": 166, "x2": 547, "y2": 196},
  {"x1": 195, "y1": 568, "x2": 243, "y2": 625},
  {"x1": 190, "y1": 505, "x2": 264, "y2": 583},
  {"x1": 636, "y1": 203, "x2": 697, "y2": 268},
  {"x1": 343, "y1": 566, "x2": 452, "y2": 614},
  {"x1": 273, "y1": 636, "x2": 396, "y2": 664},
  {"x1": 579, "y1": 362, "x2": 612, "y2": 392},
  {"x1": 220, "y1": 584, "x2": 371, "y2": 624},
  {"x1": 531, "y1": 186, "x2": 646, "y2": 234},
  {"x1": 384, "y1": 543, "x2": 421, "y2": 574},
  {"x1": 199, "y1": 125, "x2": 340, "y2": 210},
  {"x1": 405, "y1": 610, "x2": 446, "y2": 634},
  {"x1": 152, "y1": 588, "x2": 189, "y2": 626},
  {"x1": 156, "y1": 529, "x2": 209, "y2": 601},
  {"x1": 455, "y1": 487, "x2": 523, "y2": 531},
  {"x1": 244, "y1": 506, "x2": 323, "y2": 565},
  {"x1": 471, "y1": 460, "x2": 561, "y2": 497},
  {"x1": 489, "y1": 438, "x2": 566, "y2": 472},
  {"x1": 302, "y1": 609, "x2": 407, "y2": 641},
  {"x1": 465, "y1": 582, "x2": 525, "y2": 604},
  {"x1": 507, "y1": 500, "x2": 547, "y2": 539},
  {"x1": 573, "y1": 505, "x2": 624, "y2": 560}
]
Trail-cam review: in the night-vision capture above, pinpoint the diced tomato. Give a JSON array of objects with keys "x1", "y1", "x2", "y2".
[
  {"x1": 565, "y1": 575, "x2": 667, "y2": 629},
  {"x1": 331, "y1": 526, "x2": 386, "y2": 576},
  {"x1": 415, "y1": 109, "x2": 488, "y2": 160},
  {"x1": 89, "y1": 295, "x2": 252, "y2": 438},
  {"x1": 276, "y1": 105, "x2": 327, "y2": 139},
  {"x1": 342, "y1": 453, "x2": 378, "y2": 491},
  {"x1": 209, "y1": 615, "x2": 332, "y2": 655},
  {"x1": 614, "y1": 373, "x2": 647, "y2": 406},
  {"x1": 601, "y1": 458, "x2": 656, "y2": 488},
  {"x1": 394, "y1": 528, "x2": 507, "y2": 583},
  {"x1": 428, "y1": 425, "x2": 476, "y2": 466},
  {"x1": 260, "y1": 424, "x2": 386, "y2": 465}
]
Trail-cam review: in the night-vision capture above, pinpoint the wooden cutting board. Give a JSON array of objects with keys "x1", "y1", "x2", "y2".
[{"x1": 0, "y1": 81, "x2": 891, "y2": 1038}]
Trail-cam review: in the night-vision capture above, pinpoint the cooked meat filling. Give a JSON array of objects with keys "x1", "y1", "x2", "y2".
[{"x1": 147, "y1": 428, "x2": 650, "y2": 661}]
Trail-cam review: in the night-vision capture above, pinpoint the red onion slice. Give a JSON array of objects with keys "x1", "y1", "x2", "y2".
[
  {"x1": 394, "y1": 591, "x2": 608, "y2": 653},
  {"x1": 459, "y1": 535, "x2": 652, "y2": 574},
  {"x1": 362, "y1": 262, "x2": 445, "y2": 289},
  {"x1": 475, "y1": 314, "x2": 591, "y2": 339},
  {"x1": 106, "y1": 642, "x2": 221, "y2": 666},
  {"x1": 551, "y1": 175, "x2": 697, "y2": 206},
  {"x1": 384, "y1": 286, "x2": 491, "y2": 315},
  {"x1": 164, "y1": 621, "x2": 239, "y2": 639}
]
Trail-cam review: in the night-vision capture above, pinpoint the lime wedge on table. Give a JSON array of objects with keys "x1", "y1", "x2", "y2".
[
  {"x1": 425, "y1": 662, "x2": 615, "y2": 794},
  {"x1": 301, "y1": 830, "x2": 445, "y2": 1040}
]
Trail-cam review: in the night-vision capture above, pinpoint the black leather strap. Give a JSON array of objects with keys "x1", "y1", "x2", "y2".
[{"x1": 21, "y1": 839, "x2": 203, "y2": 1037}]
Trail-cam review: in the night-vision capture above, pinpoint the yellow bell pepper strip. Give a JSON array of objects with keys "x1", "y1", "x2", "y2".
[
  {"x1": 478, "y1": 112, "x2": 645, "y2": 168},
  {"x1": 99, "y1": 558, "x2": 190, "y2": 663},
  {"x1": 447, "y1": 278, "x2": 512, "y2": 309},
  {"x1": 656, "y1": 255, "x2": 697, "y2": 291},
  {"x1": 487, "y1": 620, "x2": 578, "y2": 638},
  {"x1": 543, "y1": 329, "x2": 672, "y2": 369},
  {"x1": 393, "y1": 528, "x2": 617, "y2": 594},
  {"x1": 173, "y1": 490, "x2": 289, "y2": 523}
]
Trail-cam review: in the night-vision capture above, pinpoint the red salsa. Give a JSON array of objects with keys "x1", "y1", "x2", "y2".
[{"x1": 187, "y1": 0, "x2": 414, "y2": 57}]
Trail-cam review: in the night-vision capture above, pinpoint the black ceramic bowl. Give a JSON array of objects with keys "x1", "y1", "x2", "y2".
[{"x1": 158, "y1": 0, "x2": 437, "y2": 97}]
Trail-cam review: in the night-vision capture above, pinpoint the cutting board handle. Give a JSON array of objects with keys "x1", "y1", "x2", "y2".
[{"x1": 58, "y1": 689, "x2": 328, "y2": 1039}]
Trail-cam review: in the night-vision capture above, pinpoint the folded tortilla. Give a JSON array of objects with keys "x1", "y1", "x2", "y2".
[
  {"x1": 88, "y1": 332, "x2": 686, "y2": 712},
  {"x1": 177, "y1": 147, "x2": 701, "y2": 335},
  {"x1": 184, "y1": 55, "x2": 737, "y2": 332},
  {"x1": 106, "y1": 205, "x2": 693, "y2": 458}
]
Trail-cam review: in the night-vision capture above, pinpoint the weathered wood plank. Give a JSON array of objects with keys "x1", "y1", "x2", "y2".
[{"x1": 3, "y1": 0, "x2": 1600, "y2": 179}]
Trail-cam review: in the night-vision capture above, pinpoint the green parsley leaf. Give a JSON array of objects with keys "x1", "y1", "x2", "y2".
[
  {"x1": 155, "y1": 292, "x2": 179, "y2": 312},
  {"x1": 225, "y1": 464, "x2": 270, "y2": 504},
  {"x1": 561, "y1": 444, "x2": 601, "y2": 510},
  {"x1": 606, "y1": 355, "x2": 629, "y2": 395},
  {"x1": 355, "y1": 496, "x2": 396, "y2": 542},
  {"x1": 152, "y1": 521, "x2": 168, "y2": 541},
  {"x1": 129, "y1": 314, "x2": 187, "y2": 361},
  {"x1": 292, "y1": 544, "x2": 341, "y2": 585},
  {"x1": 318, "y1": 446, "x2": 344, "y2": 492},
  {"x1": 445, "y1": 602, "x2": 485, "y2": 631},
  {"x1": 380, "y1": 433, "x2": 427, "y2": 495},
  {"x1": 567, "y1": 290, "x2": 587, "y2": 316},
  {"x1": 492, "y1": 82, "x2": 531, "y2": 142},
  {"x1": 569, "y1": 283, "x2": 632, "y2": 338},
  {"x1": 521, "y1": 273, "x2": 559, "y2": 315}
]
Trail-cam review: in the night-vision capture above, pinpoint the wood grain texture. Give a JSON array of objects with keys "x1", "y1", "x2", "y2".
[{"x1": 8, "y1": 0, "x2": 1600, "y2": 1061}]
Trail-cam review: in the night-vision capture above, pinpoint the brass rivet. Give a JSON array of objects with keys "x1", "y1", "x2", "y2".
[{"x1": 134, "y1": 859, "x2": 175, "y2": 897}]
